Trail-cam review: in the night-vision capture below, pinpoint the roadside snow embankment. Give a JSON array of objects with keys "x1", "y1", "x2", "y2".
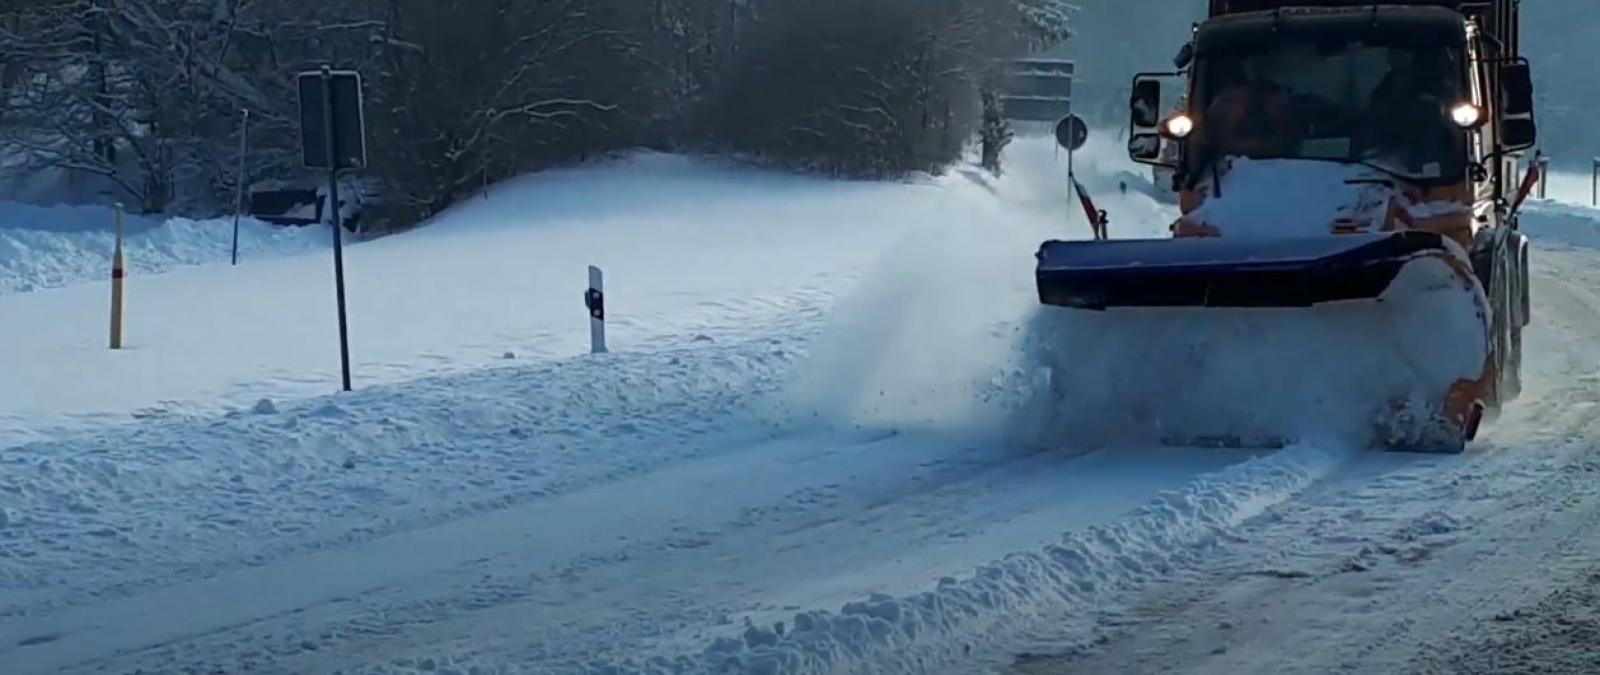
[
  {"x1": 0, "y1": 152, "x2": 1008, "y2": 447},
  {"x1": 0, "y1": 201, "x2": 326, "y2": 295},
  {"x1": 1522, "y1": 199, "x2": 1600, "y2": 249},
  {"x1": 0, "y1": 329, "x2": 802, "y2": 616}
]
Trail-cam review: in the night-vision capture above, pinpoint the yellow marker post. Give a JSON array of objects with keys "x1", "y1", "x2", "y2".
[{"x1": 110, "y1": 202, "x2": 125, "y2": 350}]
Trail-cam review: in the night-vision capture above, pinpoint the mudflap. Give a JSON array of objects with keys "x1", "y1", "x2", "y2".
[{"x1": 1023, "y1": 231, "x2": 1493, "y2": 454}]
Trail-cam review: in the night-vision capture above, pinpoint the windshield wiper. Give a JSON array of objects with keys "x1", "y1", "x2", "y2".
[{"x1": 1350, "y1": 159, "x2": 1442, "y2": 187}]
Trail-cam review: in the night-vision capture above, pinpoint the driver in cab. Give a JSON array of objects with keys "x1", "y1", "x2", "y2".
[{"x1": 1201, "y1": 59, "x2": 1296, "y2": 159}]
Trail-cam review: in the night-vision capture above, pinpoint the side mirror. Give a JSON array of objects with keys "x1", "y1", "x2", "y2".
[
  {"x1": 1131, "y1": 78, "x2": 1162, "y2": 129},
  {"x1": 1173, "y1": 42, "x2": 1195, "y2": 70},
  {"x1": 1129, "y1": 133, "x2": 1164, "y2": 162},
  {"x1": 1129, "y1": 72, "x2": 1184, "y2": 167},
  {"x1": 1500, "y1": 61, "x2": 1537, "y2": 152},
  {"x1": 1501, "y1": 62, "x2": 1534, "y2": 117},
  {"x1": 1503, "y1": 119, "x2": 1537, "y2": 151}
]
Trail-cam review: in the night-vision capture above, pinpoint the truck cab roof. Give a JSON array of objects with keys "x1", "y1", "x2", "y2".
[
  {"x1": 1209, "y1": 0, "x2": 1471, "y2": 15},
  {"x1": 1195, "y1": 5, "x2": 1467, "y2": 56}
]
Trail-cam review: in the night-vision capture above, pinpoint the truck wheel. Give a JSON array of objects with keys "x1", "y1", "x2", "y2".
[
  {"x1": 1497, "y1": 238, "x2": 1524, "y2": 405},
  {"x1": 1519, "y1": 234, "x2": 1532, "y2": 327}
]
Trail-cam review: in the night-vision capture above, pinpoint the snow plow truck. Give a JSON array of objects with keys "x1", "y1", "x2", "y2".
[{"x1": 1034, "y1": 0, "x2": 1539, "y2": 453}]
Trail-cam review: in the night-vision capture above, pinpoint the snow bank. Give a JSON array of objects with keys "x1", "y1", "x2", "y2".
[
  {"x1": 1, "y1": 150, "x2": 1013, "y2": 446},
  {"x1": 0, "y1": 330, "x2": 801, "y2": 609},
  {"x1": 593, "y1": 442, "x2": 1349, "y2": 674},
  {"x1": 0, "y1": 201, "x2": 326, "y2": 295},
  {"x1": 1522, "y1": 200, "x2": 1600, "y2": 250},
  {"x1": 1533, "y1": 169, "x2": 1597, "y2": 207}
]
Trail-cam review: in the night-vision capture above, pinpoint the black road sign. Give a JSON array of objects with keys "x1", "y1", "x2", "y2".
[
  {"x1": 298, "y1": 70, "x2": 368, "y2": 171},
  {"x1": 297, "y1": 66, "x2": 364, "y2": 393},
  {"x1": 1002, "y1": 58, "x2": 1074, "y2": 123},
  {"x1": 1056, "y1": 114, "x2": 1089, "y2": 151}
]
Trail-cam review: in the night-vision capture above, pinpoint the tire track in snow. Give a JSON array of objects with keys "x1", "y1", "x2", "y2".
[
  {"x1": 606, "y1": 442, "x2": 1353, "y2": 675},
  {"x1": 0, "y1": 325, "x2": 813, "y2": 622}
]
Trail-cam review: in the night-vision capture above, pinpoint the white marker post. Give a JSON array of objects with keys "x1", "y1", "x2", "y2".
[
  {"x1": 1537, "y1": 155, "x2": 1550, "y2": 200},
  {"x1": 1592, "y1": 157, "x2": 1599, "y2": 207},
  {"x1": 110, "y1": 202, "x2": 125, "y2": 350},
  {"x1": 585, "y1": 265, "x2": 607, "y2": 354}
]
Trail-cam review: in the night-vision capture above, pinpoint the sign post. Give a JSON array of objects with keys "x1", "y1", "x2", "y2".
[
  {"x1": 1055, "y1": 114, "x2": 1089, "y2": 182},
  {"x1": 232, "y1": 109, "x2": 249, "y2": 266},
  {"x1": 1003, "y1": 59, "x2": 1090, "y2": 236},
  {"x1": 999, "y1": 58, "x2": 1074, "y2": 124},
  {"x1": 298, "y1": 65, "x2": 367, "y2": 392},
  {"x1": 110, "y1": 202, "x2": 125, "y2": 349},
  {"x1": 1055, "y1": 114, "x2": 1098, "y2": 238}
]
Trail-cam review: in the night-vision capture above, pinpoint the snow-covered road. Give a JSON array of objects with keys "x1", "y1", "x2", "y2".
[
  {"x1": 1007, "y1": 243, "x2": 1600, "y2": 675},
  {"x1": 3, "y1": 429, "x2": 1264, "y2": 674},
  {"x1": 7, "y1": 140, "x2": 1600, "y2": 674}
]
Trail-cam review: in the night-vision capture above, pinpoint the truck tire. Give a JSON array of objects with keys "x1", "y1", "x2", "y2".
[
  {"x1": 1497, "y1": 233, "x2": 1524, "y2": 405},
  {"x1": 1474, "y1": 230, "x2": 1520, "y2": 412}
]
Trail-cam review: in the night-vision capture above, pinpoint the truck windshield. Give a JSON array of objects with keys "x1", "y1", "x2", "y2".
[{"x1": 1192, "y1": 39, "x2": 1469, "y2": 182}]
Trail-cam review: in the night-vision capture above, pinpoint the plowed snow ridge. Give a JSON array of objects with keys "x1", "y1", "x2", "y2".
[{"x1": 0, "y1": 202, "x2": 325, "y2": 295}]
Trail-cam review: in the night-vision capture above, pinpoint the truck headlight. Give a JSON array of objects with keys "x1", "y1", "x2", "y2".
[
  {"x1": 1451, "y1": 103, "x2": 1485, "y2": 129},
  {"x1": 1161, "y1": 113, "x2": 1195, "y2": 139}
]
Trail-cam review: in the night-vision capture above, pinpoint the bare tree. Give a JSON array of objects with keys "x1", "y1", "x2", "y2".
[
  {"x1": 705, "y1": 0, "x2": 1071, "y2": 177},
  {"x1": 355, "y1": 0, "x2": 644, "y2": 225},
  {"x1": 0, "y1": 0, "x2": 1070, "y2": 227}
]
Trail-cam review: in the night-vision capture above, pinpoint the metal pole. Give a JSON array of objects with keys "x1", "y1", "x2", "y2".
[
  {"x1": 1592, "y1": 158, "x2": 1598, "y2": 207},
  {"x1": 1067, "y1": 135, "x2": 1076, "y2": 233},
  {"x1": 322, "y1": 66, "x2": 353, "y2": 392},
  {"x1": 231, "y1": 109, "x2": 249, "y2": 266}
]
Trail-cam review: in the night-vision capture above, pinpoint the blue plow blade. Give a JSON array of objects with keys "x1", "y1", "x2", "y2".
[{"x1": 1034, "y1": 230, "x2": 1456, "y2": 311}]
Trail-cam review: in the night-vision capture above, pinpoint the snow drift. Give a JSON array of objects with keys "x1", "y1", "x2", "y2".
[
  {"x1": 1, "y1": 151, "x2": 1020, "y2": 446},
  {"x1": 1521, "y1": 199, "x2": 1600, "y2": 249},
  {"x1": 0, "y1": 201, "x2": 326, "y2": 295}
]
